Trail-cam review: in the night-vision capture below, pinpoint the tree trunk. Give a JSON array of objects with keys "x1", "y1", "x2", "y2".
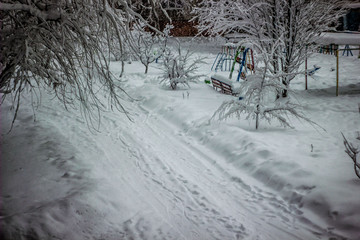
[
  {"x1": 255, "y1": 104, "x2": 260, "y2": 129},
  {"x1": 282, "y1": 79, "x2": 289, "y2": 98},
  {"x1": 119, "y1": 60, "x2": 125, "y2": 78},
  {"x1": 171, "y1": 81, "x2": 177, "y2": 90},
  {"x1": 145, "y1": 64, "x2": 149, "y2": 74}
]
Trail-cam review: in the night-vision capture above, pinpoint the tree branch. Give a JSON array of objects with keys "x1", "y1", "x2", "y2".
[{"x1": 0, "y1": 2, "x2": 62, "y2": 21}]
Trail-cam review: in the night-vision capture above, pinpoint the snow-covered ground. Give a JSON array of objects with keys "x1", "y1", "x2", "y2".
[{"x1": 1, "y1": 39, "x2": 360, "y2": 240}]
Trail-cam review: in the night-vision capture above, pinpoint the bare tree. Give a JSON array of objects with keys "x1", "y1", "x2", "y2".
[{"x1": 0, "y1": 0, "x2": 167, "y2": 127}]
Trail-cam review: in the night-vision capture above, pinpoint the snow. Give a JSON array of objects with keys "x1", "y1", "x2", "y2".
[
  {"x1": 211, "y1": 74, "x2": 233, "y2": 85},
  {"x1": 348, "y1": 3, "x2": 360, "y2": 9},
  {"x1": 1, "y1": 38, "x2": 360, "y2": 240},
  {"x1": 317, "y1": 32, "x2": 360, "y2": 45}
]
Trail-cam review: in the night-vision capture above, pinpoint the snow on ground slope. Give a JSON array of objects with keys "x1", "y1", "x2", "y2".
[{"x1": 1, "y1": 40, "x2": 360, "y2": 239}]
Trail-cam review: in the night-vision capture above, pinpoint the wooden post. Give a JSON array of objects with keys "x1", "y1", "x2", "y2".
[
  {"x1": 305, "y1": 45, "x2": 308, "y2": 90},
  {"x1": 336, "y1": 49, "x2": 339, "y2": 96}
]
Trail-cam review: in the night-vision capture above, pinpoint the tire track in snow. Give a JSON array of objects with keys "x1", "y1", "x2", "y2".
[{"x1": 101, "y1": 106, "x2": 248, "y2": 239}]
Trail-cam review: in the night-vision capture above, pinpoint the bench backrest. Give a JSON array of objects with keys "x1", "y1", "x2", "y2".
[{"x1": 211, "y1": 78, "x2": 233, "y2": 95}]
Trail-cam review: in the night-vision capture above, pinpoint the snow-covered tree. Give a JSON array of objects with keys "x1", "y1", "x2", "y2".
[
  {"x1": 212, "y1": 45, "x2": 318, "y2": 130},
  {"x1": 342, "y1": 133, "x2": 360, "y2": 179},
  {"x1": 0, "y1": 0, "x2": 167, "y2": 126},
  {"x1": 194, "y1": 0, "x2": 346, "y2": 97},
  {"x1": 131, "y1": 0, "x2": 193, "y2": 28},
  {"x1": 159, "y1": 42, "x2": 205, "y2": 90},
  {"x1": 127, "y1": 24, "x2": 172, "y2": 74},
  {"x1": 107, "y1": 24, "x2": 133, "y2": 77}
]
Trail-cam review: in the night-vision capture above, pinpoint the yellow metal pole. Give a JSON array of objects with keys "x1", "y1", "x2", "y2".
[{"x1": 336, "y1": 49, "x2": 339, "y2": 96}]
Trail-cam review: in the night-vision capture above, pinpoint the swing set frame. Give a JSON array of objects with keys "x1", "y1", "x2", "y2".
[
  {"x1": 229, "y1": 46, "x2": 255, "y2": 81},
  {"x1": 305, "y1": 46, "x2": 360, "y2": 96}
]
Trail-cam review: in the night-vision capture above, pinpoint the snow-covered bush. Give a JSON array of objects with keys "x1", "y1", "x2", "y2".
[
  {"x1": 342, "y1": 133, "x2": 360, "y2": 179},
  {"x1": 159, "y1": 42, "x2": 205, "y2": 90},
  {"x1": 212, "y1": 39, "x2": 319, "y2": 130},
  {"x1": 213, "y1": 73, "x2": 316, "y2": 130}
]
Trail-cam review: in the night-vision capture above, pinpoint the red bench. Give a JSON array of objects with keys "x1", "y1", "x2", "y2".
[{"x1": 211, "y1": 77, "x2": 238, "y2": 96}]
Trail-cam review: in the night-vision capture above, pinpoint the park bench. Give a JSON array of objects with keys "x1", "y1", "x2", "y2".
[{"x1": 211, "y1": 76, "x2": 239, "y2": 96}]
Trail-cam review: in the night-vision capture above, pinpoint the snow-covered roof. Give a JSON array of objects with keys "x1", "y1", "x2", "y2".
[
  {"x1": 316, "y1": 32, "x2": 360, "y2": 45},
  {"x1": 347, "y1": 3, "x2": 360, "y2": 9}
]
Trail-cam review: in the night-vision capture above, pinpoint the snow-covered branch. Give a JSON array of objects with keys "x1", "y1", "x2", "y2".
[
  {"x1": 0, "y1": 0, "x2": 169, "y2": 129},
  {"x1": 159, "y1": 41, "x2": 205, "y2": 90},
  {"x1": 0, "y1": 2, "x2": 62, "y2": 20},
  {"x1": 342, "y1": 133, "x2": 360, "y2": 179}
]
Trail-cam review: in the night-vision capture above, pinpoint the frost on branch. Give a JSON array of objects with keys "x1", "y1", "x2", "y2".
[
  {"x1": 212, "y1": 74, "x2": 317, "y2": 130},
  {"x1": 128, "y1": 24, "x2": 172, "y2": 74},
  {"x1": 0, "y1": 0, "x2": 167, "y2": 128},
  {"x1": 342, "y1": 133, "x2": 360, "y2": 179},
  {"x1": 212, "y1": 41, "x2": 319, "y2": 130},
  {"x1": 159, "y1": 42, "x2": 205, "y2": 90}
]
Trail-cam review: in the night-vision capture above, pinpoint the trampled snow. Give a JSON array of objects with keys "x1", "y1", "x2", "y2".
[{"x1": 1, "y1": 38, "x2": 360, "y2": 239}]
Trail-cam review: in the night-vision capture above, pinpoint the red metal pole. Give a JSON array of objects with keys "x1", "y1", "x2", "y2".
[{"x1": 305, "y1": 46, "x2": 308, "y2": 90}]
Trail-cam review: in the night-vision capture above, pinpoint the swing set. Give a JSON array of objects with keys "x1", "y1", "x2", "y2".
[
  {"x1": 305, "y1": 45, "x2": 360, "y2": 96},
  {"x1": 211, "y1": 45, "x2": 255, "y2": 80},
  {"x1": 211, "y1": 44, "x2": 237, "y2": 72}
]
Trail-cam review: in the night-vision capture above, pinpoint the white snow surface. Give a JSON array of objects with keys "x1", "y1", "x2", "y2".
[
  {"x1": 317, "y1": 32, "x2": 360, "y2": 45},
  {"x1": 1, "y1": 38, "x2": 360, "y2": 240}
]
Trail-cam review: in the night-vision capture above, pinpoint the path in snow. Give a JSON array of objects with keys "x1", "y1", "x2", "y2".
[
  {"x1": 82, "y1": 85, "x2": 344, "y2": 239},
  {"x1": 1, "y1": 88, "x2": 342, "y2": 240}
]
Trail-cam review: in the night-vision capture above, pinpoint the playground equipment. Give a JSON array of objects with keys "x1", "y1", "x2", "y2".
[
  {"x1": 318, "y1": 44, "x2": 356, "y2": 57},
  {"x1": 305, "y1": 45, "x2": 360, "y2": 96},
  {"x1": 318, "y1": 44, "x2": 338, "y2": 55},
  {"x1": 211, "y1": 44, "x2": 237, "y2": 72},
  {"x1": 211, "y1": 44, "x2": 255, "y2": 79},
  {"x1": 306, "y1": 65, "x2": 321, "y2": 76},
  {"x1": 229, "y1": 46, "x2": 255, "y2": 81},
  {"x1": 342, "y1": 45, "x2": 353, "y2": 56},
  {"x1": 210, "y1": 45, "x2": 255, "y2": 95},
  {"x1": 335, "y1": 47, "x2": 360, "y2": 96}
]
